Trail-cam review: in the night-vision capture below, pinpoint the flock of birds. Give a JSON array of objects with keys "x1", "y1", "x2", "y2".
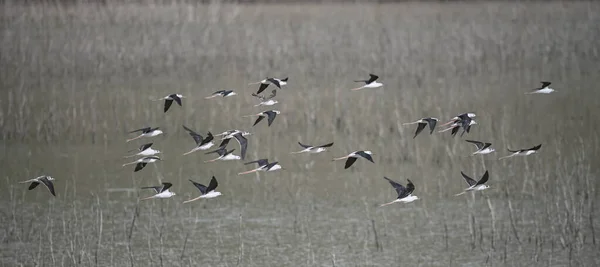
[{"x1": 19, "y1": 75, "x2": 555, "y2": 206}]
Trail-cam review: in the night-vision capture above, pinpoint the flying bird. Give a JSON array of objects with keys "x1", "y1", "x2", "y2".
[
  {"x1": 140, "y1": 182, "x2": 176, "y2": 200},
  {"x1": 499, "y1": 144, "x2": 542, "y2": 160},
  {"x1": 526, "y1": 82, "x2": 555, "y2": 94},
  {"x1": 252, "y1": 90, "x2": 278, "y2": 106},
  {"x1": 332, "y1": 150, "x2": 374, "y2": 169},
  {"x1": 439, "y1": 119, "x2": 477, "y2": 137},
  {"x1": 217, "y1": 132, "x2": 248, "y2": 160},
  {"x1": 465, "y1": 140, "x2": 495, "y2": 155},
  {"x1": 205, "y1": 90, "x2": 237, "y2": 99},
  {"x1": 125, "y1": 143, "x2": 160, "y2": 158},
  {"x1": 154, "y1": 94, "x2": 185, "y2": 113},
  {"x1": 122, "y1": 156, "x2": 161, "y2": 172},
  {"x1": 238, "y1": 159, "x2": 283, "y2": 175},
  {"x1": 182, "y1": 125, "x2": 214, "y2": 155},
  {"x1": 204, "y1": 146, "x2": 241, "y2": 163},
  {"x1": 18, "y1": 175, "x2": 56, "y2": 196},
  {"x1": 290, "y1": 141, "x2": 334, "y2": 154},
  {"x1": 243, "y1": 110, "x2": 281, "y2": 127},
  {"x1": 126, "y1": 127, "x2": 163, "y2": 142},
  {"x1": 455, "y1": 170, "x2": 490, "y2": 196},
  {"x1": 402, "y1": 117, "x2": 439, "y2": 138},
  {"x1": 351, "y1": 74, "x2": 383, "y2": 91},
  {"x1": 183, "y1": 176, "x2": 222, "y2": 203},
  {"x1": 379, "y1": 177, "x2": 418, "y2": 207},
  {"x1": 215, "y1": 130, "x2": 252, "y2": 140},
  {"x1": 440, "y1": 112, "x2": 476, "y2": 127},
  {"x1": 249, "y1": 77, "x2": 288, "y2": 94}
]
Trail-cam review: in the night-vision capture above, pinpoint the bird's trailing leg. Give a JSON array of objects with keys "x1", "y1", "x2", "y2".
[
  {"x1": 402, "y1": 121, "x2": 420, "y2": 125},
  {"x1": 182, "y1": 196, "x2": 203, "y2": 204},
  {"x1": 139, "y1": 196, "x2": 156, "y2": 201},
  {"x1": 122, "y1": 161, "x2": 138, "y2": 167},
  {"x1": 332, "y1": 156, "x2": 349, "y2": 161},
  {"x1": 378, "y1": 200, "x2": 398, "y2": 207},
  {"x1": 498, "y1": 154, "x2": 516, "y2": 160},
  {"x1": 238, "y1": 168, "x2": 260, "y2": 175},
  {"x1": 182, "y1": 148, "x2": 198, "y2": 156},
  {"x1": 204, "y1": 157, "x2": 221, "y2": 163},
  {"x1": 454, "y1": 191, "x2": 467, "y2": 196},
  {"x1": 205, "y1": 95, "x2": 219, "y2": 99},
  {"x1": 350, "y1": 86, "x2": 365, "y2": 91},
  {"x1": 126, "y1": 135, "x2": 143, "y2": 142}
]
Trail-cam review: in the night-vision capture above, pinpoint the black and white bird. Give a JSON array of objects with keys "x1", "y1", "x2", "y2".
[
  {"x1": 499, "y1": 144, "x2": 542, "y2": 160},
  {"x1": 290, "y1": 142, "x2": 334, "y2": 154},
  {"x1": 126, "y1": 127, "x2": 163, "y2": 142},
  {"x1": 182, "y1": 125, "x2": 214, "y2": 155},
  {"x1": 440, "y1": 112, "x2": 476, "y2": 127},
  {"x1": 252, "y1": 90, "x2": 278, "y2": 106},
  {"x1": 125, "y1": 143, "x2": 160, "y2": 158},
  {"x1": 351, "y1": 74, "x2": 383, "y2": 91},
  {"x1": 183, "y1": 176, "x2": 222, "y2": 203},
  {"x1": 155, "y1": 94, "x2": 185, "y2": 113},
  {"x1": 402, "y1": 117, "x2": 439, "y2": 138},
  {"x1": 455, "y1": 170, "x2": 490, "y2": 196},
  {"x1": 204, "y1": 146, "x2": 241, "y2": 163},
  {"x1": 243, "y1": 110, "x2": 281, "y2": 127},
  {"x1": 526, "y1": 82, "x2": 555, "y2": 94},
  {"x1": 332, "y1": 150, "x2": 375, "y2": 169},
  {"x1": 439, "y1": 119, "x2": 477, "y2": 137},
  {"x1": 238, "y1": 159, "x2": 283, "y2": 175},
  {"x1": 215, "y1": 130, "x2": 252, "y2": 140},
  {"x1": 249, "y1": 77, "x2": 288, "y2": 94},
  {"x1": 217, "y1": 133, "x2": 248, "y2": 160},
  {"x1": 122, "y1": 156, "x2": 161, "y2": 172},
  {"x1": 465, "y1": 140, "x2": 495, "y2": 155},
  {"x1": 18, "y1": 175, "x2": 56, "y2": 196},
  {"x1": 379, "y1": 177, "x2": 419, "y2": 207},
  {"x1": 205, "y1": 90, "x2": 237, "y2": 99},
  {"x1": 140, "y1": 182, "x2": 176, "y2": 200}
]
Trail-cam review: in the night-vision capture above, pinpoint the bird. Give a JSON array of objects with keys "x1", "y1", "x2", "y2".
[
  {"x1": 379, "y1": 177, "x2": 418, "y2": 207},
  {"x1": 252, "y1": 90, "x2": 278, "y2": 106},
  {"x1": 290, "y1": 141, "x2": 334, "y2": 154},
  {"x1": 465, "y1": 140, "x2": 495, "y2": 155},
  {"x1": 332, "y1": 150, "x2": 374, "y2": 169},
  {"x1": 217, "y1": 132, "x2": 248, "y2": 160},
  {"x1": 140, "y1": 182, "x2": 176, "y2": 200},
  {"x1": 249, "y1": 77, "x2": 287, "y2": 94},
  {"x1": 351, "y1": 74, "x2": 383, "y2": 91},
  {"x1": 242, "y1": 110, "x2": 281, "y2": 127},
  {"x1": 183, "y1": 176, "x2": 222, "y2": 203},
  {"x1": 182, "y1": 125, "x2": 214, "y2": 155},
  {"x1": 439, "y1": 119, "x2": 477, "y2": 137},
  {"x1": 124, "y1": 143, "x2": 160, "y2": 158},
  {"x1": 154, "y1": 94, "x2": 185, "y2": 113},
  {"x1": 126, "y1": 127, "x2": 163, "y2": 142},
  {"x1": 215, "y1": 130, "x2": 252, "y2": 140},
  {"x1": 440, "y1": 112, "x2": 476, "y2": 127},
  {"x1": 402, "y1": 117, "x2": 439, "y2": 138},
  {"x1": 204, "y1": 146, "x2": 241, "y2": 163},
  {"x1": 526, "y1": 82, "x2": 555, "y2": 94},
  {"x1": 205, "y1": 90, "x2": 237, "y2": 99},
  {"x1": 499, "y1": 144, "x2": 542, "y2": 160},
  {"x1": 455, "y1": 170, "x2": 490, "y2": 196},
  {"x1": 238, "y1": 159, "x2": 283, "y2": 175},
  {"x1": 122, "y1": 156, "x2": 161, "y2": 172},
  {"x1": 18, "y1": 175, "x2": 56, "y2": 196}
]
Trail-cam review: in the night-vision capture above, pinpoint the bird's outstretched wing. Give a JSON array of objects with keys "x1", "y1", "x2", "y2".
[{"x1": 460, "y1": 171, "x2": 477, "y2": 187}]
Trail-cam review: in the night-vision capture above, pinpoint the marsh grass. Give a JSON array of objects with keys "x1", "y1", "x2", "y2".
[{"x1": 1, "y1": 1, "x2": 599, "y2": 266}]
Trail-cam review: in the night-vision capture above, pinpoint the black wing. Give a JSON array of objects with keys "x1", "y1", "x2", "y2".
[
  {"x1": 141, "y1": 185, "x2": 161, "y2": 193},
  {"x1": 213, "y1": 90, "x2": 225, "y2": 95},
  {"x1": 298, "y1": 142, "x2": 312, "y2": 149},
  {"x1": 267, "y1": 78, "x2": 281, "y2": 89},
  {"x1": 164, "y1": 99, "x2": 174, "y2": 113},
  {"x1": 366, "y1": 74, "x2": 379, "y2": 84},
  {"x1": 540, "y1": 81, "x2": 551, "y2": 88},
  {"x1": 356, "y1": 151, "x2": 374, "y2": 163},
  {"x1": 233, "y1": 133, "x2": 248, "y2": 160},
  {"x1": 253, "y1": 116, "x2": 265, "y2": 126},
  {"x1": 28, "y1": 181, "x2": 40, "y2": 190},
  {"x1": 189, "y1": 180, "x2": 207, "y2": 194},
  {"x1": 160, "y1": 182, "x2": 173, "y2": 193},
  {"x1": 182, "y1": 125, "x2": 203, "y2": 145},
  {"x1": 245, "y1": 159, "x2": 269, "y2": 166},
  {"x1": 483, "y1": 143, "x2": 492, "y2": 149},
  {"x1": 424, "y1": 119, "x2": 437, "y2": 134},
  {"x1": 507, "y1": 148, "x2": 521, "y2": 153},
  {"x1": 414, "y1": 123, "x2": 427, "y2": 138},
  {"x1": 256, "y1": 83, "x2": 270, "y2": 94},
  {"x1": 265, "y1": 111, "x2": 278, "y2": 126},
  {"x1": 460, "y1": 171, "x2": 478, "y2": 187},
  {"x1": 252, "y1": 93, "x2": 266, "y2": 101},
  {"x1": 344, "y1": 157, "x2": 357, "y2": 169},
  {"x1": 384, "y1": 177, "x2": 406, "y2": 198},
  {"x1": 206, "y1": 176, "x2": 218, "y2": 192},
  {"x1": 318, "y1": 142, "x2": 334, "y2": 148},
  {"x1": 129, "y1": 127, "x2": 150, "y2": 133},
  {"x1": 172, "y1": 95, "x2": 182, "y2": 106},
  {"x1": 134, "y1": 162, "x2": 147, "y2": 172},
  {"x1": 451, "y1": 125, "x2": 460, "y2": 137},
  {"x1": 39, "y1": 177, "x2": 56, "y2": 196},
  {"x1": 476, "y1": 171, "x2": 489, "y2": 186},
  {"x1": 465, "y1": 140, "x2": 484, "y2": 150},
  {"x1": 140, "y1": 143, "x2": 153, "y2": 151},
  {"x1": 206, "y1": 146, "x2": 226, "y2": 156},
  {"x1": 218, "y1": 138, "x2": 231, "y2": 149},
  {"x1": 200, "y1": 132, "x2": 214, "y2": 146},
  {"x1": 528, "y1": 144, "x2": 542, "y2": 151}
]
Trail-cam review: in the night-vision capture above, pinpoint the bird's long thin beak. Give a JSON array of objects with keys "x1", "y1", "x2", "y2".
[
  {"x1": 332, "y1": 156, "x2": 348, "y2": 161},
  {"x1": 183, "y1": 196, "x2": 203, "y2": 204},
  {"x1": 238, "y1": 169, "x2": 259, "y2": 175},
  {"x1": 126, "y1": 135, "x2": 142, "y2": 142}
]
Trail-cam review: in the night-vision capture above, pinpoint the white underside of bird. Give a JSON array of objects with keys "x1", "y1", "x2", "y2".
[
  {"x1": 140, "y1": 190, "x2": 176, "y2": 200},
  {"x1": 455, "y1": 185, "x2": 489, "y2": 196},
  {"x1": 379, "y1": 194, "x2": 419, "y2": 207},
  {"x1": 255, "y1": 100, "x2": 278, "y2": 106},
  {"x1": 183, "y1": 191, "x2": 222, "y2": 203},
  {"x1": 183, "y1": 142, "x2": 214, "y2": 155}
]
